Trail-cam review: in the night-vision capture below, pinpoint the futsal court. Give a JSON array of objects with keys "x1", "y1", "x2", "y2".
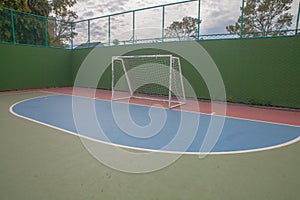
[
  {"x1": 9, "y1": 89, "x2": 300, "y2": 154},
  {"x1": 1, "y1": 85, "x2": 300, "y2": 199},
  {"x1": 1, "y1": 0, "x2": 300, "y2": 199}
]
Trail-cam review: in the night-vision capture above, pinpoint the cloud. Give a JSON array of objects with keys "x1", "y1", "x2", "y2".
[
  {"x1": 108, "y1": 6, "x2": 125, "y2": 13},
  {"x1": 82, "y1": 11, "x2": 94, "y2": 18},
  {"x1": 200, "y1": 0, "x2": 241, "y2": 34},
  {"x1": 72, "y1": 0, "x2": 265, "y2": 43}
]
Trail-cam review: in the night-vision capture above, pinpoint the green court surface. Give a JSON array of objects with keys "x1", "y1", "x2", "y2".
[{"x1": 1, "y1": 92, "x2": 299, "y2": 200}]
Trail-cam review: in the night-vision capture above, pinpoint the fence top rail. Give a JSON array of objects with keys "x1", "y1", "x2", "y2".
[{"x1": 74, "y1": 0, "x2": 198, "y2": 23}]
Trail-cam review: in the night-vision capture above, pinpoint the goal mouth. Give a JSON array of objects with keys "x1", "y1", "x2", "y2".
[{"x1": 111, "y1": 55, "x2": 186, "y2": 109}]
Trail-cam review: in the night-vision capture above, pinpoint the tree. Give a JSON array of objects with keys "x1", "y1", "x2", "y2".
[
  {"x1": 27, "y1": 0, "x2": 51, "y2": 16},
  {"x1": 226, "y1": 0, "x2": 294, "y2": 37},
  {"x1": 0, "y1": 0, "x2": 77, "y2": 47},
  {"x1": 0, "y1": 0, "x2": 50, "y2": 45},
  {"x1": 165, "y1": 16, "x2": 199, "y2": 40},
  {"x1": 1, "y1": 0, "x2": 35, "y2": 14},
  {"x1": 49, "y1": 0, "x2": 78, "y2": 47}
]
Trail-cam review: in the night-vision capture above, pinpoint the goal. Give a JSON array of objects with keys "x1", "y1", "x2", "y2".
[{"x1": 111, "y1": 55, "x2": 186, "y2": 109}]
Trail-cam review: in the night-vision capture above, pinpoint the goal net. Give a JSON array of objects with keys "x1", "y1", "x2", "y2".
[{"x1": 112, "y1": 55, "x2": 186, "y2": 109}]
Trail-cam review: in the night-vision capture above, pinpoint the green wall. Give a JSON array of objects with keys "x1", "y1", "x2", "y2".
[
  {"x1": 0, "y1": 44, "x2": 72, "y2": 91},
  {"x1": 72, "y1": 37, "x2": 300, "y2": 108},
  {"x1": 200, "y1": 37, "x2": 300, "y2": 108},
  {"x1": 1, "y1": 37, "x2": 299, "y2": 108}
]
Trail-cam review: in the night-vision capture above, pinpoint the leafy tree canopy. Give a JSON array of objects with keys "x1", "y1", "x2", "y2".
[
  {"x1": 0, "y1": 0, "x2": 78, "y2": 47},
  {"x1": 226, "y1": 0, "x2": 294, "y2": 37},
  {"x1": 0, "y1": 0, "x2": 50, "y2": 16},
  {"x1": 49, "y1": 0, "x2": 78, "y2": 46},
  {"x1": 165, "y1": 16, "x2": 200, "y2": 40}
]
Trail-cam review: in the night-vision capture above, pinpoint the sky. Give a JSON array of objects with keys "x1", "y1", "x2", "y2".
[
  {"x1": 71, "y1": 0, "x2": 299, "y2": 45},
  {"x1": 74, "y1": 0, "x2": 179, "y2": 20}
]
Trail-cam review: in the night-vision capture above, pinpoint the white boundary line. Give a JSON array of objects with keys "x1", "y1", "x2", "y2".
[{"x1": 8, "y1": 93, "x2": 300, "y2": 155}]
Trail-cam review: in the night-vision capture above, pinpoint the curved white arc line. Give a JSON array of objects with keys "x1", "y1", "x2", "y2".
[
  {"x1": 9, "y1": 95, "x2": 300, "y2": 156},
  {"x1": 9, "y1": 101, "x2": 80, "y2": 138}
]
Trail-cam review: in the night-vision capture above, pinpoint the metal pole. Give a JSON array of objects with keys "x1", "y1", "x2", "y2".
[
  {"x1": 111, "y1": 57, "x2": 114, "y2": 100},
  {"x1": 108, "y1": 16, "x2": 111, "y2": 46},
  {"x1": 132, "y1": 11, "x2": 135, "y2": 44},
  {"x1": 296, "y1": 1, "x2": 300, "y2": 35},
  {"x1": 70, "y1": 22, "x2": 74, "y2": 49},
  {"x1": 88, "y1": 20, "x2": 90, "y2": 48},
  {"x1": 168, "y1": 56, "x2": 173, "y2": 109},
  {"x1": 240, "y1": 0, "x2": 245, "y2": 38},
  {"x1": 162, "y1": 6, "x2": 165, "y2": 42},
  {"x1": 197, "y1": 0, "x2": 201, "y2": 40},
  {"x1": 45, "y1": 18, "x2": 49, "y2": 47},
  {"x1": 10, "y1": 10, "x2": 16, "y2": 44}
]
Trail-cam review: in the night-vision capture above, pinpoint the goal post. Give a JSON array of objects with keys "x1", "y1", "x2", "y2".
[{"x1": 112, "y1": 55, "x2": 186, "y2": 109}]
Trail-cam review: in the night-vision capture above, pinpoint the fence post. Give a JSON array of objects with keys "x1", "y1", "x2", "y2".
[
  {"x1": 44, "y1": 17, "x2": 49, "y2": 47},
  {"x1": 197, "y1": 0, "x2": 201, "y2": 40},
  {"x1": 162, "y1": 6, "x2": 165, "y2": 42},
  {"x1": 240, "y1": 0, "x2": 245, "y2": 38},
  {"x1": 132, "y1": 11, "x2": 135, "y2": 44},
  {"x1": 296, "y1": 1, "x2": 300, "y2": 35},
  {"x1": 88, "y1": 20, "x2": 90, "y2": 48},
  {"x1": 10, "y1": 10, "x2": 16, "y2": 44},
  {"x1": 70, "y1": 22, "x2": 74, "y2": 49},
  {"x1": 108, "y1": 16, "x2": 111, "y2": 46}
]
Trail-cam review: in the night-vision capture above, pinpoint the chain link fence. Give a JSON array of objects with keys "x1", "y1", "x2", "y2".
[
  {"x1": 1, "y1": 0, "x2": 299, "y2": 49},
  {"x1": 0, "y1": 6, "x2": 73, "y2": 48}
]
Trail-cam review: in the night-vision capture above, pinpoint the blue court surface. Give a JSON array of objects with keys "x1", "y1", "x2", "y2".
[{"x1": 11, "y1": 95, "x2": 300, "y2": 154}]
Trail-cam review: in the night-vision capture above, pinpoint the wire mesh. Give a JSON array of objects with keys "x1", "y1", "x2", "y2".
[
  {"x1": 110, "y1": 12, "x2": 133, "y2": 46},
  {"x1": 0, "y1": 7, "x2": 13, "y2": 43},
  {"x1": 200, "y1": 0, "x2": 241, "y2": 39},
  {"x1": 164, "y1": 0, "x2": 199, "y2": 41},
  {"x1": 135, "y1": 7, "x2": 163, "y2": 42},
  {"x1": 89, "y1": 17, "x2": 108, "y2": 46},
  {"x1": 239, "y1": 0, "x2": 300, "y2": 37},
  {"x1": 73, "y1": 20, "x2": 91, "y2": 48},
  {"x1": 47, "y1": 18, "x2": 73, "y2": 48},
  {"x1": 12, "y1": 11, "x2": 46, "y2": 46},
  {"x1": 290, "y1": 0, "x2": 300, "y2": 34},
  {"x1": 0, "y1": 0, "x2": 299, "y2": 49},
  {"x1": 112, "y1": 55, "x2": 186, "y2": 108}
]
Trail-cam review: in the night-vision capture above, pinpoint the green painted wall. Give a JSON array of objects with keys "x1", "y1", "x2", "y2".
[
  {"x1": 72, "y1": 37, "x2": 300, "y2": 108},
  {"x1": 0, "y1": 37, "x2": 299, "y2": 108},
  {"x1": 0, "y1": 44, "x2": 72, "y2": 91},
  {"x1": 200, "y1": 37, "x2": 300, "y2": 108}
]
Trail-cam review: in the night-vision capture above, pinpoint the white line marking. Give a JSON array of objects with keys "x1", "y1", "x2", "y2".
[{"x1": 8, "y1": 94, "x2": 300, "y2": 155}]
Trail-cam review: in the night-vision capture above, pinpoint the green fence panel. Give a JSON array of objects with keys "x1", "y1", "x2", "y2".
[
  {"x1": 0, "y1": 7, "x2": 13, "y2": 43},
  {"x1": 13, "y1": 11, "x2": 46, "y2": 46}
]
